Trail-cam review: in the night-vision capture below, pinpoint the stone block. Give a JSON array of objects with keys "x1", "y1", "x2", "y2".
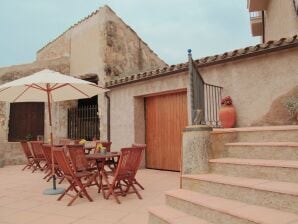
[{"x1": 182, "y1": 125, "x2": 212, "y2": 174}]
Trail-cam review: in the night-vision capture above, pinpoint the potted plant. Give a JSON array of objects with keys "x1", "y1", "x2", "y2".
[
  {"x1": 284, "y1": 96, "x2": 298, "y2": 124},
  {"x1": 96, "y1": 143, "x2": 106, "y2": 154},
  {"x1": 219, "y1": 96, "x2": 236, "y2": 128},
  {"x1": 79, "y1": 139, "x2": 86, "y2": 145}
]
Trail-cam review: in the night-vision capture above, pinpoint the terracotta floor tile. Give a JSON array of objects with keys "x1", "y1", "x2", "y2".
[
  {"x1": 1, "y1": 210, "x2": 44, "y2": 224},
  {"x1": 0, "y1": 165, "x2": 178, "y2": 223}
]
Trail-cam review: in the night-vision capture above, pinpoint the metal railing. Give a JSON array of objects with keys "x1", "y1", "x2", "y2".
[
  {"x1": 204, "y1": 83, "x2": 223, "y2": 127},
  {"x1": 188, "y1": 50, "x2": 223, "y2": 127},
  {"x1": 67, "y1": 105, "x2": 100, "y2": 140}
]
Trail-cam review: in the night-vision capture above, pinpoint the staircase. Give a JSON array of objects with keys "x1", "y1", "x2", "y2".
[{"x1": 148, "y1": 126, "x2": 298, "y2": 224}]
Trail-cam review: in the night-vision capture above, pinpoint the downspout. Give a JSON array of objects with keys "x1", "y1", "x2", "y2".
[
  {"x1": 262, "y1": 10, "x2": 265, "y2": 43},
  {"x1": 105, "y1": 92, "x2": 111, "y2": 141}
]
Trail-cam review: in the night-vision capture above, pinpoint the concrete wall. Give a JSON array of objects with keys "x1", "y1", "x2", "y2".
[
  {"x1": 200, "y1": 48, "x2": 298, "y2": 127},
  {"x1": 107, "y1": 47, "x2": 298, "y2": 154},
  {"x1": 108, "y1": 72, "x2": 188, "y2": 151},
  {"x1": 265, "y1": 0, "x2": 298, "y2": 41}
]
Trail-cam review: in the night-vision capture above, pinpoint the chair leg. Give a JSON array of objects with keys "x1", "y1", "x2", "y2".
[
  {"x1": 105, "y1": 178, "x2": 121, "y2": 204},
  {"x1": 44, "y1": 169, "x2": 52, "y2": 180},
  {"x1": 22, "y1": 164, "x2": 29, "y2": 171},
  {"x1": 57, "y1": 180, "x2": 74, "y2": 201},
  {"x1": 133, "y1": 179, "x2": 145, "y2": 190},
  {"x1": 58, "y1": 176, "x2": 64, "y2": 184},
  {"x1": 130, "y1": 181, "x2": 142, "y2": 199}
]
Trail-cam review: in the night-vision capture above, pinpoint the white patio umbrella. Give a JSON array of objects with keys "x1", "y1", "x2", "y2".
[{"x1": 0, "y1": 69, "x2": 108, "y2": 194}]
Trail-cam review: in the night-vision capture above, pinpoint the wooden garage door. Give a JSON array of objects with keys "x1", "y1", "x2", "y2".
[
  {"x1": 8, "y1": 102, "x2": 44, "y2": 142},
  {"x1": 145, "y1": 91, "x2": 187, "y2": 171}
]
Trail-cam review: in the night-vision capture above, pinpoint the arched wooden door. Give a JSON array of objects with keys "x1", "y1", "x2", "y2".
[{"x1": 145, "y1": 91, "x2": 187, "y2": 171}]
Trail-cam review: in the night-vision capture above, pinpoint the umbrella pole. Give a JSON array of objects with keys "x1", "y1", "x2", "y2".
[
  {"x1": 43, "y1": 86, "x2": 64, "y2": 195},
  {"x1": 48, "y1": 95, "x2": 56, "y2": 190}
]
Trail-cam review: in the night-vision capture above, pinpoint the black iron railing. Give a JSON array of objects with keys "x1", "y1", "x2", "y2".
[
  {"x1": 67, "y1": 105, "x2": 100, "y2": 140},
  {"x1": 188, "y1": 50, "x2": 223, "y2": 127},
  {"x1": 204, "y1": 83, "x2": 223, "y2": 127}
]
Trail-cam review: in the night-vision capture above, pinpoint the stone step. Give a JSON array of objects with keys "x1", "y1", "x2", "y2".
[
  {"x1": 182, "y1": 173, "x2": 298, "y2": 214},
  {"x1": 148, "y1": 205, "x2": 212, "y2": 224},
  {"x1": 165, "y1": 189, "x2": 298, "y2": 224},
  {"x1": 212, "y1": 125, "x2": 298, "y2": 142},
  {"x1": 224, "y1": 142, "x2": 298, "y2": 160},
  {"x1": 209, "y1": 158, "x2": 298, "y2": 183}
]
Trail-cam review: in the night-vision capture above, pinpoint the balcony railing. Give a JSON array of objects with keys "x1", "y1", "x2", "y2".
[
  {"x1": 250, "y1": 11, "x2": 262, "y2": 20},
  {"x1": 249, "y1": 11, "x2": 263, "y2": 36}
]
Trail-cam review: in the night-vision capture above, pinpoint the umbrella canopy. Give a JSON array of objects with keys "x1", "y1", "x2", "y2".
[
  {"x1": 0, "y1": 69, "x2": 106, "y2": 102},
  {"x1": 0, "y1": 69, "x2": 108, "y2": 194}
]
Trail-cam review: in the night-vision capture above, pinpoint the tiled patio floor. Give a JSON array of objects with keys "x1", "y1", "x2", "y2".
[{"x1": 0, "y1": 165, "x2": 179, "y2": 224}]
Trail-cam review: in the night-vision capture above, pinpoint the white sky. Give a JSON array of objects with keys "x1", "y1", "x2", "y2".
[{"x1": 0, "y1": 0, "x2": 260, "y2": 67}]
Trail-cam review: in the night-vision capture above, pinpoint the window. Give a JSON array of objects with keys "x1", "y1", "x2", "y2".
[{"x1": 8, "y1": 102, "x2": 44, "y2": 141}]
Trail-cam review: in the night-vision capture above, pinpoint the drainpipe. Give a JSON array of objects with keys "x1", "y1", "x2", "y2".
[
  {"x1": 262, "y1": 10, "x2": 265, "y2": 43},
  {"x1": 105, "y1": 92, "x2": 111, "y2": 141}
]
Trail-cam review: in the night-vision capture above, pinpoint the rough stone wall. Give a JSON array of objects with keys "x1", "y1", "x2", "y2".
[
  {"x1": 36, "y1": 32, "x2": 71, "y2": 61},
  {"x1": 0, "y1": 57, "x2": 71, "y2": 165},
  {"x1": 102, "y1": 7, "x2": 167, "y2": 82},
  {"x1": 265, "y1": 0, "x2": 298, "y2": 41}
]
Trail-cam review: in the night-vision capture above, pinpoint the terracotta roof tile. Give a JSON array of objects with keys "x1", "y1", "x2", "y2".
[{"x1": 105, "y1": 34, "x2": 298, "y2": 88}]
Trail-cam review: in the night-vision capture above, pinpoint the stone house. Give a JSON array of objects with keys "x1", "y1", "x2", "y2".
[
  {"x1": 0, "y1": 5, "x2": 166, "y2": 165},
  {"x1": 0, "y1": 0, "x2": 297, "y2": 171}
]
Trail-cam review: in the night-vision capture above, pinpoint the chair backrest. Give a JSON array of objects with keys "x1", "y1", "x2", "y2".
[
  {"x1": 66, "y1": 144, "x2": 89, "y2": 172},
  {"x1": 30, "y1": 141, "x2": 45, "y2": 159},
  {"x1": 132, "y1": 143, "x2": 146, "y2": 150},
  {"x1": 20, "y1": 141, "x2": 33, "y2": 158},
  {"x1": 95, "y1": 141, "x2": 112, "y2": 153},
  {"x1": 41, "y1": 144, "x2": 53, "y2": 165},
  {"x1": 114, "y1": 147, "x2": 143, "y2": 179},
  {"x1": 53, "y1": 146, "x2": 74, "y2": 178},
  {"x1": 59, "y1": 138, "x2": 73, "y2": 146}
]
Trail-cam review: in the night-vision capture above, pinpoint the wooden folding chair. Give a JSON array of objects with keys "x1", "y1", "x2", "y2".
[
  {"x1": 20, "y1": 141, "x2": 34, "y2": 171},
  {"x1": 67, "y1": 144, "x2": 100, "y2": 189},
  {"x1": 29, "y1": 141, "x2": 47, "y2": 172},
  {"x1": 104, "y1": 147, "x2": 143, "y2": 204},
  {"x1": 131, "y1": 143, "x2": 146, "y2": 190},
  {"x1": 53, "y1": 147, "x2": 97, "y2": 206},
  {"x1": 41, "y1": 144, "x2": 64, "y2": 183},
  {"x1": 59, "y1": 138, "x2": 73, "y2": 146}
]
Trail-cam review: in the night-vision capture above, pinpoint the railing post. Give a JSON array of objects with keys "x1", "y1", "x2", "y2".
[{"x1": 187, "y1": 49, "x2": 194, "y2": 125}]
